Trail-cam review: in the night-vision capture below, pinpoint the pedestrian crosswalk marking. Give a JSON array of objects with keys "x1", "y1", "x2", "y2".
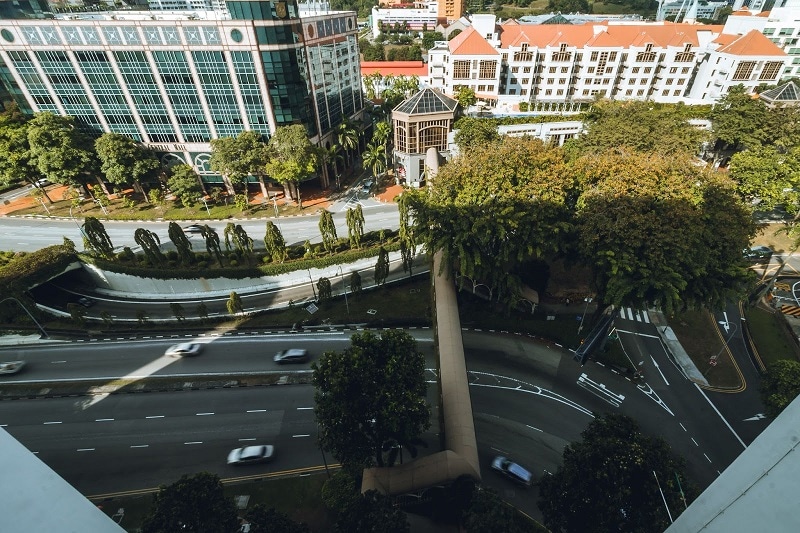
[
  {"x1": 780, "y1": 305, "x2": 800, "y2": 317},
  {"x1": 618, "y1": 307, "x2": 650, "y2": 323}
]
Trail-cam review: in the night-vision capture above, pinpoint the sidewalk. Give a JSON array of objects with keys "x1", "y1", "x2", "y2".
[{"x1": 649, "y1": 310, "x2": 709, "y2": 386}]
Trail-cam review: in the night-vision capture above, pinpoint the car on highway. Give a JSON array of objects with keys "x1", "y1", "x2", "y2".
[
  {"x1": 0, "y1": 360, "x2": 26, "y2": 375},
  {"x1": 183, "y1": 224, "x2": 204, "y2": 234},
  {"x1": 491, "y1": 456, "x2": 532, "y2": 487},
  {"x1": 227, "y1": 445, "x2": 275, "y2": 465},
  {"x1": 164, "y1": 343, "x2": 203, "y2": 357},
  {"x1": 273, "y1": 348, "x2": 309, "y2": 364}
]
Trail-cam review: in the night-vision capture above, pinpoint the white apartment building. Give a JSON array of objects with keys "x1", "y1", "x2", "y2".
[
  {"x1": 427, "y1": 15, "x2": 789, "y2": 106},
  {"x1": 370, "y1": 2, "x2": 438, "y2": 38}
]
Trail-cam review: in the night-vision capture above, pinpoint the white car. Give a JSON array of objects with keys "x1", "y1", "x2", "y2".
[
  {"x1": 227, "y1": 445, "x2": 275, "y2": 465},
  {"x1": 0, "y1": 361, "x2": 26, "y2": 375},
  {"x1": 164, "y1": 343, "x2": 202, "y2": 357},
  {"x1": 491, "y1": 456, "x2": 532, "y2": 486}
]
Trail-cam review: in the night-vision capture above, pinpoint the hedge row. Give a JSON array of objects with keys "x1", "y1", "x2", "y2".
[{"x1": 0, "y1": 244, "x2": 78, "y2": 293}]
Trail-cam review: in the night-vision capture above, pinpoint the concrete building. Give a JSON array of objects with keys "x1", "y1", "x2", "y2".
[
  {"x1": 370, "y1": 2, "x2": 438, "y2": 38},
  {"x1": 436, "y1": 0, "x2": 464, "y2": 25},
  {"x1": 427, "y1": 15, "x2": 789, "y2": 107},
  {"x1": 0, "y1": 0, "x2": 365, "y2": 186}
]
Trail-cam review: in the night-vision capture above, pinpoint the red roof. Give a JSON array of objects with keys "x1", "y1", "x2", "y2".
[{"x1": 361, "y1": 61, "x2": 428, "y2": 77}]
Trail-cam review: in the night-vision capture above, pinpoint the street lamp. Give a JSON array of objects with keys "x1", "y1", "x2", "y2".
[
  {"x1": 1, "y1": 297, "x2": 48, "y2": 339},
  {"x1": 269, "y1": 193, "x2": 279, "y2": 218},
  {"x1": 577, "y1": 297, "x2": 593, "y2": 335},
  {"x1": 69, "y1": 205, "x2": 88, "y2": 241},
  {"x1": 307, "y1": 269, "x2": 317, "y2": 300},
  {"x1": 336, "y1": 265, "x2": 350, "y2": 317},
  {"x1": 197, "y1": 196, "x2": 211, "y2": 216}
]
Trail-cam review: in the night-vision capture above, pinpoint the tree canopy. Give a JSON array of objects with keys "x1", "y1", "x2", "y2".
[
  {"x1": 538, "y1": 413, "x2": 695, "y2": 533},
  {"x1": 141, "y1": 472, "x2": 239, "y2": 533},
  {"x1": 312, "y1": 330, "x2": 430, "y2": 469},
  {"x1": 266, "y1": 124, "x2": 317, "y2": 206},
  {"x1": 94, "y1": 133, "x2": 160, "y2": 196},
  {"x1": 760, "y1": 359, "x2": 800, "y2": 418},
  {"x1": 26, "y1": 112, "x2": 94, "y2": 187}
]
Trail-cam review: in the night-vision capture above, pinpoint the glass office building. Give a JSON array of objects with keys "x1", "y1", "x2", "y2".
[{"x1": 0, "y1": 0, "x2": 364, "y2": 184}]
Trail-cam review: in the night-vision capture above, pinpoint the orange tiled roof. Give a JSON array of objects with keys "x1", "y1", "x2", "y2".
[
  {"x1": 361, "y1": 61, "x2": 429, "y2": 77},
  {"x1": 757, "y1": 10, "x2": 771, "y2": 17},
  {"x1": 730, "y1": 8, "x2": 753, "y2": 17},
  {"x1": 716, "y1": 29, "x2": 786, "y2": 56},
  {"x1": 449, "y1": 26, "x2": 500, "y2": 56},
  {"x1": 498, "y1": 22, "x2": 724, "y2": 49}
]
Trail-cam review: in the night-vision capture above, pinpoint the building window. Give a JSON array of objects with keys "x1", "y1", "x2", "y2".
[
  {"x1": 557, "y1": 89, "x2": 563, "y2": 95},
  {"x1": 682, "y1": 67, "x2": 690, "y2": 74},
  {"x1": 643, "y1": 67, "x2": 652, "y2": 74},
  {"x1": 520, "y1": 89, "x2": 527, "y2": 95},
  {"x1": 628, "y1": 78, "x2": 635, "y2": 84},
  {"x1": 675, "y1": 44, "x2": 695, "y2": 63},
  {"x1": 479, "y1": 60, "x2": 497, "y2": 80},
  {"x1": 588, "y1": 67, "x2": 595, "y2": 73},
  {"x1": 625, "y1": 89, "x2": 632, "y2": 95},
  {"x1": 732, "y1": 61, "x2": 756, "y2": 81},
  {"x1": 552, "y1": 43, "x2": 572, "y2": 62},
  {"x1": 763, "y1": 28, "x2": 775, "y2": 36},
  {"x1": 561, "y1": 67, "x2": 569, "y2": 73},
  {"x1": 673, "y1": 90, "x2": 681, "y2": 96},
  {"x1": 669, "y1": 67, "x2": 678, "y2": 74},
  {"x1": 637, "y1": 89, "x2": 644, "y2": 96},
  {"x1": 590, "y1": 51, "x2": 598, "y2": 61},
  {"x1": 511, "y1": 67, "x2": 519, "y2": 73},
  {"x1": 549, "y1": 66, "x2": 556, "y2": 73},
  {"x1": 760, "y1": 61, "x2": 783, "y2": 80},
  {"x1": 478, "y1": 85, "x2": 486, "y2": 92},
  {"x1": 640, "y1": 78, "x2": 648, "y2": 85},
  {"x1": 779, "y1": 28, "x2": 793, "y2": 36},
  {"x1": 609, "y1": 52, "x2": 617, "y2": 61},
  {"x1": 663, "y1": 89, "x2": 669, "y2": 96},
  {"x1": 523, "y1": 66, "x2": 531, "y2": 73},
  {"x1": 665, "y1": 78, "x2": 673, "y2": 85},
  {"x1": 632, "y1": 67, "x2": 640, "y2": 73},
  {"x1": 509, "y1": 89, "x2": 516, "y2": 95},
  {"x1": 636, "y1": 44, "x2": 656, "y2": 62},
  {"x1": 453, "y1": 60, "x2": 470, "y2": 79}
]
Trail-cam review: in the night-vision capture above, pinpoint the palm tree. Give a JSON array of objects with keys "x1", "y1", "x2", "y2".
[
  {"x1": 336, "y1": 119, "x2": 359, "y2": 168},
  {"x1": 373, "y1": 121, "x2": 392, "y2": 165},
  {"x1": 362, "y1": 141, "x2": 386, "y2": 179},
  {"x1": 317, "y1": 145, "x2": 344, "y2": 190}
]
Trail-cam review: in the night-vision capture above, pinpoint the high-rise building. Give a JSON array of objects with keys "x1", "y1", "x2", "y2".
[
  {"x1": 437, "y1": 0, "x2": 465, "y2": 25},
  {"x1": 0, "y1": 0, "x2": 364, "y2": 186}
]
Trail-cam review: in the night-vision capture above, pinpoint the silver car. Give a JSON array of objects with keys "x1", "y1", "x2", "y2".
[
  {"x1": 0, "y1": 361, "x2": 26, "y2": 375},
  {"x1": 491, "y1": 456, "x2": 532, "y2": 486},
  {"x1": 164, "y1": 343, "x2": 202, "y2": 357},
  {"x1": 227, "y1": 445, "x2": 275, "y2": 465}
]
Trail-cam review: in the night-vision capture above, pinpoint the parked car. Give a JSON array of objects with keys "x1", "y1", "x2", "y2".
[
  {"x1": 227, "y1": 445, "x2": 275, "y2": 465},
  {"x1": 33, "y1": 178, "x2": 50, "y2": 188},
  {"x1": 164, "y1": 343, "x2": 202, "y2": 357},
  {"x1": 273, "y1": 348, "x2": 309, "y2": 364},
  {"x1": 491, "y1": 456, "x2": 532, "y2": 486},
  {"x1": 183, "y1": 224, "x2": 204, "y2": 234},
  {"x1": 0, "y1": 360, "x2": 26, "y2": 375},
  {"x1": 744, "y1": 246, "x2": 772, "y2": 261}
]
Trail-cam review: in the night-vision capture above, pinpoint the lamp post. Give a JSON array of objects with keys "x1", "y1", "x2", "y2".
[
  {"x1": 197, "y1": 196, "x2": 211, "y2": 216},
  {"x1": 69, "y1": 205, "x2": 88, "y2": 241},
  {"x1": 577, "y1": 297, "x2": 593, "y2": 335},
  {"x1": 1, "y1": 297, "x2": 48, "y2": 339},
  {"x1": 336, "y1": 265, "x2": 350, "y2": 317},
  {"x1": 36, "y1": 196, "x2": 51, "y2": 215},
  {"x1": 307, "y1": 269, "x2": 317, "y2": 300},
  {"x1": 269, "y1": 194, "x2": 279, "y2": 218}
]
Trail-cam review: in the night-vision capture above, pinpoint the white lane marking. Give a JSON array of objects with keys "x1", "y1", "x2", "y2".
[
  {"x1": 43, "y1": 421, "x2": 62, "y2": 425},
  {"x1": 247, "y1": 409, "x2": 267, "y2": 413},
  {"x1": 238, "y1": 438, "x2": 257, "y2": 442},
  {"x1": 51, "y1": 361, "x2": 67, "y2": 364},
  {"x1": 626, "y1": 308, "x2": 634, "y2": 320},
  {"x1": 526, "y1": 425, "x2": 543, "y2": 432},
  {"x1": 293, "y1": 434, "x2": 310, "y2": 438},
  {"x1": 577, "y1": 373, "x2": 626, "y2": 408},
  {"x1": 184, "y1": 441, "x2": 203, "y2": 445},
  {"x1": 297, "y1": 407, "x2": 314, "y2": 410},
  {"x1": 0, "y1": 424, "x2": 6, "y2": 427},
  {"x1": 615, "y1": 329, "x2": 660, "y2": 339},
  {"x1": 95, "y1": 418, "x2": 114, "y2": 422},
  {"x1": 130, "y1": 445, "x2": 149, "y2": 448},
  {"x1": 679, "y1": 422, "x2": 687, "y2": 432},
  {"x1": 145, "y1": 416, "x2": 164, "y2": 419},
  {"x1": 196, "y1": 412, "x2": 214, "y2": 416},
  {"x1": 642, "y1": 311, "x2": 650, "y2": 324},
  {"x1": 691, "y1": 438, "x2": 699, "y2": 446},
  {"x1": 694, "y1": 383, "x2": 747, "y2": 449},
  {"x1": 491, "y1": 446, "x2": 509, "y2": 455},
  {"x1": 650, "y1": 355, "x2": 669, "y2": 386},
  {"x1": 635, "y1": 382, "x2": 675, "y2": 416},
  {"x1": 704, "y1": 453, "x2": 712, "y2": 463},
  {"x1": 77, "y1": 448, "x2": 95, "y2": 452}
]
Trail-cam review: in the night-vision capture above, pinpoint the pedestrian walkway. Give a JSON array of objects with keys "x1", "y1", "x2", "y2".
[{"x1": 618, "y1": 307, "x2": 651, "y2": 324}]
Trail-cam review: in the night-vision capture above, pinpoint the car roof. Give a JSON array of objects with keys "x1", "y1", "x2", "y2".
[
  {"x1": 240, "y1": 446, "x2": 266, "y2": 458},
  {"x1": 508, "y1": 462, "x2": 531, "y2": 481},
  {"x1": 174, "y1": 343, "x2": 195, "y2": 350}
]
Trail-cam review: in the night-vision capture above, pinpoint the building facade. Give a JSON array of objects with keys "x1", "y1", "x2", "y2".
[
  {"x1": 0, "y1": 0, "x2": 364, "y2": 185},
  {"x1": 427, "y1": 15, "x2": 789, "y2": 107},
  {"x1": 370, "y1": 2, "x2": 438, "y2": 38}
]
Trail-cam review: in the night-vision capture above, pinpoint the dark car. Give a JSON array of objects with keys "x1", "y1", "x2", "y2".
[{"x1": 744, "y1": 246, "x2": 772, "y2": 262}]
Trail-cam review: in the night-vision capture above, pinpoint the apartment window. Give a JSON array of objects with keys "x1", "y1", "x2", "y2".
[
  {"x1": 637, "y1": 89, "x2": 644, "y2": 96},
  {"x1": 561, "y1": 67, "x2": 569, "y2": 73},
  {"x1": 547, "y1": 78, "x2": 554, "y2": 84},
  {"x1": 479, "y1": 60, "x2": 497, "y2": 79},
  {"x1": 662, "y1": 89, "x2": 669, "y2": 96},
  {"x1": 559, "y1": 78, "x2": 566, "y2": 84},
  {"x1": 644, "y1": 67, "x2": 652, "y2": 74},
  {"x1": 628, "y1": 78, "x2": 636, "y2": 84},
  {"x1": 590, "y1": 51, "x2": 598, "y2": 61},
  {"x1": 640, "y1": 79, "x2": 648, "y2": 85},
  {"x1": 779, "y1": 28, "x2": 793, "y2": 36},
  {"x1": 478, "y1": 85, "x2": 486, "y2": 92},
  {"x1": 681, "y1": 67, "x2": 690, "y2": 74},
  {"x1": 552, "y1": 44, "x2": 572, "y2": 62},
  {"x1": 521, "y1": 43, "x2": 528, "y2": 52},
  {"x1": 669, "y1": 67, "x2": 678, "y2": 74},
  {"x1": 609, "y1": 52, "x2": 617, "y2": 61},
  {"x1": 557, "y1": 89, "x2": 564, "y2": 95},
  {"x1": 583, "y1": 89, "x2": 590, "y2": 95},
  {"x1": 677, "y1": 79, "x2": 685, "y2": 85},
  {"x1": 511, "y1": 67, "x2": 519, "y2": 73},
  {"x1": 545, "y1": 89, "x2": 552, "y2": 95},
  {"x1": 760, "y1": 61, "x2": 783, "y2": 80},
  {"x1": 522, "y1": 78, "x2": 530, "y2": 84},
  {"x1": 509, "y1": 89, "x2": 516, "y2": 95},
  {"x1": 453, "y1": 60, "x2": 470, "y2": 79},
  {"x1": 602, "y1": 78, "x2": 609, "y2": 85},
  {"x1": 625, "y1": 89, "x2": 632, "y2": 95},
  {"x1": 594, "y1": 78, "x2": 602, "y2": 85},
  {"x1": 636, "y1": 44, "x2": 656, "y2": 62},
  {"x1": 732, "y1": 61, "x2": 756, "y2": 81},
  {"x1": 521, "y1": 89, "x2": 527, "y2": 95},
  {"x1": 666, "y1": 79, "x2": 673, "y2": 85},
  {"x1": 673, "y1": 90, "x2": 681, "y2": 96},
  {"x1": 675, "y1": 44, "x2": 695, "y2": 63},
  {"x1": 523, "y1": 66, "x2": 531, "y2": 73},
  {"x1": 763, "y1": 28, "x2": 775, "y2": 36},
  {"x1": 588, "y1": 67, "x2": 595, "y2": 73},
  {"x1": 549, "y1": 66, "x2": 556, "y2": 73},
  {"x1": 632, "y1": 67, "x2": 640, "y2": 73}
]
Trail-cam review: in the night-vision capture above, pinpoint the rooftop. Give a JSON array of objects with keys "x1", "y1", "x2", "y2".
[{"x1": 394, "y1": 88, "x2": 459, "y2": 115}]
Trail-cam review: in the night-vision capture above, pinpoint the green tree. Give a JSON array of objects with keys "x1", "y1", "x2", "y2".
[
  {"x1": 538, "y1": 414, "x2": 695, "y2": 533},
  {"x1": 82, "y1": 216, "x2": 115, "y2": 259},
  {"x1": 318, "y1": 209, "x2": 338, "y2": 254},
  {"x1": 728, "y1": 145, "x2": 800, "y2": 212},
  {"x1": 244, "y1": 504, "x2": 309, "y2": 533},
  {"x1": 25, "y1": 112, "x2": 95, "y2": 192},
  {"x1": 453, "y1": 86, "x2": 477, "y2": 109},
  {"x1": 167, "y1": 164, "x2": 203, "y2": 208},
  {"x1": 573, "y1": 151, "x2": 756, "y2": 314},
  {"x1": 170, "y1": 302, "x2": 185, "y2": 322},
  {"x1": 337, "y1": 118, "x2": 360, "y2": 168},
  {"x1": 362, "y1": 141, "x2": 386, "y2": 178},
  {"x1": 200, "y1": 225, "x2": 224, "y2": 266},
  {"x1": 374, "y1": 246, "x2": 390, "y2": 286},
  {"x1": 0, "y1": 109, "x2": 53, "y2": 202},
  {"x1": 363, "y1": 42, "x2": 385, "y2": 61},
  {"x1": 398, "y1": 194, "x2": 416, "y2": 276},
  {"x1": 448, "y1": 29, "x2": 462, "y2": 40},
  {"x1": 548, "y1": 0, "x2": 589, "y2": 12},
  {"x1": 223, "y1": 222, "x2": 254, "y2": 262},
  {"x1": 210, "y1": 131, "x2": 271, "y2": 198},
  {"x1": 709, "y1": 84, "x2": 773, "y2": 150},
  {"x1": 196, "y1": 301, "x2": 209, "y2": 322},
  {"x1": 312, "y1": 330, "x2": 430, "y2": 469},
  {"x1": 226, "y1": 291, "x2": 244, "y2": 315},
  {"x1": 363, "y1": 71, "x2": 383, "y2": 99},
  {"x1": 263, "y1": 220, "x2": 287, "y2": 263},
  {"x1": 266, "y1": 124, "x2": 318, "y2": 208},
  {"x1": 167, "y1": 221, "x2": 194, "y2": 266},
  {"x1": 346, "y1": 205, "x2": 366, "y2": 249},
  {"x1": 134, "y1": 228, "x2": 166, "y2": 267},
  {"x1": 350, "y1": 271, "x2": 362, "y2": 295},
  {"x1": 421, "y1": 31, "x2": 445, "y2": 49},
  {"x1": 333, "y1": 490, "x2": 409, "y2": 533},
  {"x1": 760, "y1": 359, "x2": 800, "y2": 418},
  {"x1": 141, "y1": 472, "x2": 239, "y2": 533},
  {"x1": 463, "y1": 487, "x2": 532, "y2": 533},
  {"x1": 94, "y1": 133, "x2": 160, "y2": 202},
  {"x1": 453, "y1": 117, "x2": 500, "y2": 150},
  {"x1": 317, "y1": 144, "x2": 345, "y2": 190},
  {"x1": 373, "y1": 120, "x2": 392, "y2": 165},
  {"x1": 317, "y1": 276, "x2": 332, "y2": 303}
]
